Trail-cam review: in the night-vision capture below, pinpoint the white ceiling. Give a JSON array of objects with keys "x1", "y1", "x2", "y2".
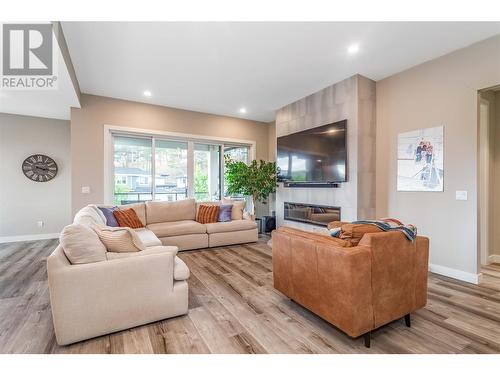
[
  {"x1": 0, "y1": 24, "x2": 80, "y2": 120},
  {"x1": 6, "y1": 22, "x2": 500, "y2": 122}
]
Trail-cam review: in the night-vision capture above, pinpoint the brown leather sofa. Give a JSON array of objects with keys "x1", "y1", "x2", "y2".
[{"x1": 271, "y1": 226, "x2": 429, "y2": 347}]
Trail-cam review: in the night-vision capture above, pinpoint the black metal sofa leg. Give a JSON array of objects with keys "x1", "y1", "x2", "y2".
[
  {"x1": 364, "y1": 332, "x2": 371, "y2": 348},
  {"x1": 404, "y1": 313, "x2": 411, "y2": 327}
]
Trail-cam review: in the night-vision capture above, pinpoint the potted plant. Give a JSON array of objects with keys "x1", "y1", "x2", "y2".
[{"x1": 224, "y1": 156, "x2": 276, "y2": 219}]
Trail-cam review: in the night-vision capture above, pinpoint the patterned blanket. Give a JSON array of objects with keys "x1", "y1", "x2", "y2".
[{"x1": 352, "y1": 219, "x2": 417, "y2": 241}]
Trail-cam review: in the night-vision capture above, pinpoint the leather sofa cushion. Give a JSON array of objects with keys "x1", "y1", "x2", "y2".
[
  {"x1": 205, "y1": 220, "x2": 257, "y2": 234},
  {"x1": 276, "y1": 226, "x2": 352, "y2": 247},
  {"x1": 339, "y1": 223, "x2": 383, "y2": 246},
  {"x1": 134, "y1": 228, "x2": 162, "y2": 247},
  {"x1": 146, "y1": 199, "x2": 196, "y2": 224},
  {"x1": 147, "y1": 220, "x2": 206, "y2": 237},
  {"x1": 174, "y1": 257, "x2": 190, "y2": 280}
]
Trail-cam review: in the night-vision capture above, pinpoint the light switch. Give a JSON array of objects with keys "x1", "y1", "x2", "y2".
[
  {"x1": 81, "y1": 186, "x2": 91, "y2": 194},
  {"x1": 455, "y1": 190, "x2": 468, "y2": 201}
]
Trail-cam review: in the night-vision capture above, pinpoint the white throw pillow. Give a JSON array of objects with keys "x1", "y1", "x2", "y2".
[
  {"x1": 222, "y1": 198, "x2": 246, "y2": 220},
  {"x1": 60, "y1": 224, "x2": 107, "y2": 264},
  {"x1": 92, "y1": 225, "x2": 147, "y2": 253}
]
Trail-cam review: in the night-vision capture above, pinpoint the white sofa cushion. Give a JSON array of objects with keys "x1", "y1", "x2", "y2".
[
  {"x1": 174, "y1": 257, "x2": 190, "y2": 281},
  {"x1": 147, "y1": 220, "x2": 206, "y2": 237},
  {"x1": 93, "y1": 225, "x2": 146, "y2": 253},
  {"x1": 60, "y1": 224, "x2": 107, "y2": 264},
  {"x1": 74, "y1": 204, "x2": 106, "y2": 226},
  {"x1": 134, "y1": 228, "x2": 162, "y2": 247},
  {"x1": 105, "y1": 245, "x2": 178, "y2": 260},
  {"x1": 205, "y1": 220, "x2": 257, "y2": 234},
  {"x1": 145, "y1": 199, "x2": 196, "y2": 224}
]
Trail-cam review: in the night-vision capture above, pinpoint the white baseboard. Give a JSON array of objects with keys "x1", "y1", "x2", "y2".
[
  {"x1": 0, "y1": 232, "x2": 60, "y2": 244},
  {"x1": 429, "y1": 263, "x2": 482, "y2": 285},
  {"x1": 487, "y1": 254, "x2": 500, "y2": 264}
]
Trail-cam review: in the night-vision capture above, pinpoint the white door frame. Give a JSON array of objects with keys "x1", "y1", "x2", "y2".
[{"x1": 478, "y1": 98, "x2": 491, "y2": 266}]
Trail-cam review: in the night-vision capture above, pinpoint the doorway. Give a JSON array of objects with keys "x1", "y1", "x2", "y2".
[{"x1": 478, "y1": 86, "x2": 500, "y2": 268}]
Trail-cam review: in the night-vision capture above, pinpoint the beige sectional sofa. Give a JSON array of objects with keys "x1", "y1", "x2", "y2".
[
  {"x1": 47, "y1": 198, "x2": 257, "y2": 345},
  {"x1": 127, "y1": 198, "x2": 258, "y2": 250}
]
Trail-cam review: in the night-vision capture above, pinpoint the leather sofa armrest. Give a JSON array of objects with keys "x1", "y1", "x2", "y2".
[{"x1": 358, "y1": 232, "x2": 429, "y2": 327}]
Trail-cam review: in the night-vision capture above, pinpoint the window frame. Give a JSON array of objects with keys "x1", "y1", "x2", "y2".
[{"x1": 104, "y1": 125, "x2": 255, "y2": 205}]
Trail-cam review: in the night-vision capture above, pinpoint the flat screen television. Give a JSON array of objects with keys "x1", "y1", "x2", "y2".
[{"x1": 277, "y1": 120, "x2": 347, "y2": 185}]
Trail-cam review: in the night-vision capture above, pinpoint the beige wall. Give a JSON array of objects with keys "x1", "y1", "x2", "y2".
[
  {"x1": 0, "y1": 113, "x2": 71, "y2": 239},
  {"x1": 376, "y1": 35, "x2": 500, "y2": 279},
  {"x1": 71, "y1": 94, "x2": 271, "y2": 215}
]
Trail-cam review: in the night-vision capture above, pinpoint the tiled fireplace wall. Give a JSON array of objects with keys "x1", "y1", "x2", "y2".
[{"x1": 274, "y1": 74, "x2": 376, "y2": 231}]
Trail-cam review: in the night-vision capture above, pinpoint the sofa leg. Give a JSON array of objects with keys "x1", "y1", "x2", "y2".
[
  {"x1": 404, "y1": 314, "x2": 411, "y2": 327},
  {"x1": 363, "y1": 332, "x2": 371, "y2": 348}
]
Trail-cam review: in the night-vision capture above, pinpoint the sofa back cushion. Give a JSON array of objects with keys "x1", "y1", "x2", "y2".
[
  {"x1": 146, "y1": 198, "x2": 196, "y2": 224},
  {"x1": 196, "y1": 204, "x2": 220, "y2": 224},
  {"x1": 113, "y1": 208, "x2": 145, "y2": 229},
  {"x1": 73, "y1": 204, "x2": 106, "y2": 226},
  {"x1": 92, "y1": 225, "x2": 146, "y2": 253},
  {"x1": 60, "y1": 224, "x2": 107, "y2": 264}
]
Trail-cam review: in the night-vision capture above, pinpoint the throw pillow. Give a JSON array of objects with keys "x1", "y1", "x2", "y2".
[
  {"x1": 222, "y1": 198, "x2": 245, "y2": 220},
  {"x1": 60, "y1": 224, "x2": 107, "y2": 264},
  {"x1": 197, "y1": 204, "x2": 220, "y2": 224},
  {"x1": 92, "y1": 225, "x2": 146, "y2": 253},
  {"x1": 218, "y1": 204, "x2": 233, "y2": 222},
  {"x1": 113, "y1": 208, "x2": 145, "y2": 229},
  {"x1": 98, "y1": 206, "x2": 119, "y2": 227}
]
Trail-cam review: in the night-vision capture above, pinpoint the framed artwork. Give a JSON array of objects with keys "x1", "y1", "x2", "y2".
[{"x1": 397, "y1": 126, "x2": 444, "y2": 192}]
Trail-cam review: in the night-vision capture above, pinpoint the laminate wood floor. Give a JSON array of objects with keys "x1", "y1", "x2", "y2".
[{"x1": 1, "y1": 236, "x2": 500, "y2": 354}]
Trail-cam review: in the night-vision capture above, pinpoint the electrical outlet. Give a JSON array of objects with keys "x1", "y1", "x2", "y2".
[{"x1": 37, "y1": 221, "x2": 44, "y2": 228}]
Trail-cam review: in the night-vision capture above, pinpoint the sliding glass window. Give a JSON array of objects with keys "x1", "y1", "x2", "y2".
[
  {"x1": 155, "y1": 140, "x2": 188, "y2": 201},
  {"x1": 112, "y1": 133, "x2": 251, "y2": 204},
  {"x1": 194, "y1": 143, "x2": 221, "y2": 201},
  {"x1": 113, "y1": 136, "x2": 153, "y2": 205}
]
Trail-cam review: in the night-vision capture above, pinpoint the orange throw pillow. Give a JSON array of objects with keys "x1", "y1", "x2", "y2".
[
  {"x1": 197, "y1": 204, "x2": 220, "y2": 224},
  {"x1": 113, "y1": 208, "x2": 145, "y2": 229}
]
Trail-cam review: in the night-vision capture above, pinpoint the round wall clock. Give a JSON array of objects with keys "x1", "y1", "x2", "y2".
[{"x1": 22, "y1": 154, "x2": 58, "y2": 182}]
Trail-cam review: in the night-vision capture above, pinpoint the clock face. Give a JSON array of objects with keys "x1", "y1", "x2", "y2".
[{"x1": 22, "y1": 154, "x2": 58, "y2": 182}]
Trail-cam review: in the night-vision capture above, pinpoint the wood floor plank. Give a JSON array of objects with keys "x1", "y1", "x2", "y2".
[{"x1": 1, "y1": 236, "x2": 500, "y2": 353}]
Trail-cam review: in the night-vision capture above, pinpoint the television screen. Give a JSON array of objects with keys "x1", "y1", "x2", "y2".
[{"x1": 277, "y1": 120, "x2": 347, "y2": 184}]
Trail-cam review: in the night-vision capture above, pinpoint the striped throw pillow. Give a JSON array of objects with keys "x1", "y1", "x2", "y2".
[
  {"x1": 92, "y1": 225, "x2": 146, "y2": 253},
  {"x1": 197, "y1": 204, "x2": 220, "y2": 224},
  {"x1": 113, "y1": 208, "x2": 144, "y2": 229}
]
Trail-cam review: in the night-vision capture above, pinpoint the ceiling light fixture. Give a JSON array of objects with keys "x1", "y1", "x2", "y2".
[
  {"x1": 347, "y1": 43, "x2": 360, "y2": 55},
  {"x1": 239, "y1": 107, "x2": 247, "y2": 114},
  {"x1": 143, "y1": 90, "x2": 152, "y2": 97}
]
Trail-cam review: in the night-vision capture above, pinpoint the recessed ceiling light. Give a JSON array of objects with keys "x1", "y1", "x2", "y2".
[
  {"x1": 239, "y1": 107, "x2": 247, "y2": 114},
  {"x1": 347, "y1": 43, "x2": 360, "y2": 55},
  {"x1": 143, "y1": 90, "x2": 152, "y2": 97}
]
